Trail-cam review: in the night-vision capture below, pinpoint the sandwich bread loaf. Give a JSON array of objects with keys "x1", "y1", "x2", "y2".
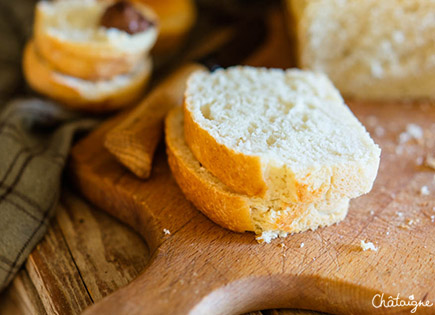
[{"x1": 286, "y1": 0, "x2": 435, "y2": 100}]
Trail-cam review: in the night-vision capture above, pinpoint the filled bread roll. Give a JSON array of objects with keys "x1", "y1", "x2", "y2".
[{"x1": 34, "y1": 0, "x2": 158, "y2": 80}]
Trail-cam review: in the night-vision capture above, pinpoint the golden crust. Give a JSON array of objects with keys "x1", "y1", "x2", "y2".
[
  {"x1": 166, "y1": 107, "x2": 254, "y2": 233},
  {"x1": 183, "y1": 103, "x2": 268, "y2": 198},
  {"x1": 23, "y1": 41, "x2": 151, "y2": 112},
  {"x1": 34, "y1": 1, "x2": 158, "y2": 80}
]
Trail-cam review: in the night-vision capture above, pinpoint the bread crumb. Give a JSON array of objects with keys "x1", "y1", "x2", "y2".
[
  {"x1": 406, "y1": 218, "x2": 415, "y2": 225},
  {"x1": 279, "y1": 243, "x2": 286, "y2": 248},
  {"x1": 163, "y1": 228, "x2": 171, "y2": 235},
  {"x1": 374, "y1": 126, "x2": 385, "y2": 137},
  {"x1": 386, "y1": 231, "x2": 390, "y2": 235},
  {"x1": 370, "y1": 210, "x2": 374, "y2": 215},
  {"x1": 360, "y1": 240, "x2": 378, "y2": 252},
  {"x1": 420, "y1": 186, "x2": 430, "y2": 196},
  {"x1": 398, "y1": 124, "x2": 423, "y2": 144},
  {"x1": 300, "y1": 242, "x2": 305, "y2": 248},
  {"x1": 430, "y1": 215, "x2": 435, "y2": 223},
  {"x1": 256, "y1": 230, "x2": 288, "y2": 243},
  {"x1": 396, "y1": 211, "x2": 403, "y2": 218}
]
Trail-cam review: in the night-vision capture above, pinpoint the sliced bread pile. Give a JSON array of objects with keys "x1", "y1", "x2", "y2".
[
  {"x1": 166, "y1": 66, "x2": 381, "y2": 243},
  {"x1": 23, "y1": 0, "x2": 158, "y2": 112},
  {"x1": 286, "y1": 0, "x2": 435, "y2": 100}
]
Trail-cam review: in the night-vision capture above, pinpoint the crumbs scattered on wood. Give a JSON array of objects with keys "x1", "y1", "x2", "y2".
[
  {"x1": 163, "y1": 228, "x2": 171, "y2": 235},
  {"x1": 430, "y1": 215, "x2": 435, "y2": 223},
  {"x1": 398, "y1": 124, "x2": 423, "y2": 144},
  {"x1": 360, "y1": 240, "x2": 378, "y2": 252},
  {"x1": 300, "y1": 242, "x2": 304, "y2": 248}
]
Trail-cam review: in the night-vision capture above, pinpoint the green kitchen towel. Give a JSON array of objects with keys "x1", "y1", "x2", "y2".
[{"x1": 0, "y1": 0, "x2": 98, "y2": 291}]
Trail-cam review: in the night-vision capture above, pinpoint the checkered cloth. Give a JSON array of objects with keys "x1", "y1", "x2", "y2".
[{"x1": 0, "y1": 0, "x2": 98, "y2": 291}]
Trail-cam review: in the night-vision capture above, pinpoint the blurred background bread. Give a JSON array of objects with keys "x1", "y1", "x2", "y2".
[
  {"x1": 23, "y1": 40, "x2": 152, "y2": 112},
  {"x1": 34, "y1": 0, "x2": 158, "y2": 80},
  {"x1": 286, "y1": 0, "x2": 435, "y2": 100}
]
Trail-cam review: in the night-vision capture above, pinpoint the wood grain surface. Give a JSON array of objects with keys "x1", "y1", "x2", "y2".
[
  {"x1": 68, "y1": 8, "x2": 435, "y2": 315},
  {"x1": 0, "y1": 188, "x2": 325, "y2": 315}
]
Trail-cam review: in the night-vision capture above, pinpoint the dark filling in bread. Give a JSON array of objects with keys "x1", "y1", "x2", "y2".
[{"x1": 100, "y1": 1, "x2": 153, "y2": 35}]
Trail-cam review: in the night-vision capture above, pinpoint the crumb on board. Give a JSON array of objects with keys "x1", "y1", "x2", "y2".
[
  {"x1": 374, "y1": 126, "x2": 385, "y2": 137},
  {"x1": 420, "y1": 186, "x2": 430, "y2": 196},
  {"x1": 431, "y1": 215, "x2": 435, "y2": 223},
  {"x1": 163, "y1": 228, "x2": 171, "y2": 235},
  {"x1": 396, "y1": 211, "x2": 404, "y2": 218},
  {"x1": 360, "y1": 240, "x2": 378, "y2": 252},
  {"x1": 300, "y1": 242, "x2": 305, "y2": 248},
  {"x1": 370, "y1": 210, "x2": 374, "y2": 215},
  {"x1": 398, "y1": 124, "x2": 423, "y2": 144},
  {"x1": 386, "y1": 231, "x2": 390, "y2": 235}
]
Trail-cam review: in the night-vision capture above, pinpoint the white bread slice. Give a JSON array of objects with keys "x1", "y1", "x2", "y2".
[
  {"x1": 286, "y1": 0, "x2": 435, "y2": 100},
  {"x1": 166, "y1": 107, "x2": 350, "y2": 243},
  {"x1": 23, "y1": 41, "x2": 151, "y2": 112},
  {"x1": 184, "y1": 67, "x2": 381, "y2": 204},
  {"x1": 34, "y1": 0, "x2": 158, "y2": 80}
]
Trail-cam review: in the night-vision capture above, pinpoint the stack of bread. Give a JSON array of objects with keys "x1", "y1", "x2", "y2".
[
  {"x1": 285, "y1": 0, "x2": 435, "y2": 100},
  {"x1": 166, "y1": 66, "x2": 381, "y2": 243},
  {"x1": 23, "y1": 0, "x2": 158, "y2": 112}
]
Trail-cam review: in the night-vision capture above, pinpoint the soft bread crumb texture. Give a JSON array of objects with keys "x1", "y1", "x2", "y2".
[
  {"x1": 184, "y1": 66, "x2": 381, "y2": 204},
  {"x1": 166, "y1": 107, "x2": 351, "y2": 243},
  {"x1": 36, "y1": 0, "x2": 157, "y2": 53},
  {"x1": 288, "y1": 0, "x2": 435, "y2": 100}
]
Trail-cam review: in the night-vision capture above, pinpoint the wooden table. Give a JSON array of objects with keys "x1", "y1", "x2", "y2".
[{"x1": 0, "y1": 186, "x2": 325, "y2": 315}]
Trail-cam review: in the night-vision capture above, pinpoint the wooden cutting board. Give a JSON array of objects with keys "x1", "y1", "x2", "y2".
[{"x1": 69, "y1": 10, "x2": 435, "y2": 315}]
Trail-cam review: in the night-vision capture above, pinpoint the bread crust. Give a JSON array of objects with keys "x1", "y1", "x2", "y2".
[
  {"x1": 166, "y1": 107, "x2": 350, "y2": 237},
  {"x1": 23, "y1": 41, "x2": 151, "y2": 112},
  {"x1": 34, "y1": 1, "x2": 158, "y2": 80},
  {"x1": 183, "y1": 103, "x2": 268, "y2": 198},
  {"x1": 166, "y1": 108, "x2": 255, "y2": 232}
]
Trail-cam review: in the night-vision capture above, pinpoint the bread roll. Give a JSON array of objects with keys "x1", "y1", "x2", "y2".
[
  {"x1": 23, "y1": 41, "x2": 151, "y2": 112},
  {"x1": 34, "y1": 0, "x2": 158, "y2": 80}
]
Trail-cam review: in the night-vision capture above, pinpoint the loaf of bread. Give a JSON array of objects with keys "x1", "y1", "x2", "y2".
[
  {"x1": 286, "y1": 0, "x2": 435, "y2": 100},
  {"x1": 166, "y1": 107, "x2": 351, "y2": 243},
  {"x1": 34, "y1": 0, "x2": 158, "y2": 80},
  {"x1": 23, "y1": 41, "x2": 151, "y2": 112},
  {"x1": 183, "y1": 67, "x2": 381, "y2": 205}
]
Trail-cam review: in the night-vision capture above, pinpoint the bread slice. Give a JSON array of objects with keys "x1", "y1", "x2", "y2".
[
  {"x1": 34, "y1": 0, "x2": 158, "y2": 80},
  {"x1": 23, "y1": 41, "x2": 151, "y2": 112},
  {"x1": 286, "y1": 0, "x2": 435, "y2": 100},
  {"x1": 183, "y1": 67, "x2": 381, "y2": 204},
  {"x1": 166, "y1": 107, "x2": 350, "y2": 243}
]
